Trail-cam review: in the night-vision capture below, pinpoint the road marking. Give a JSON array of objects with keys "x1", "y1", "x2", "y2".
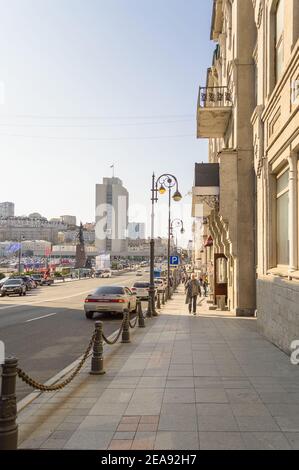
[{"x1": 25, "y1": 312, "x2": 58, "y2": 323}]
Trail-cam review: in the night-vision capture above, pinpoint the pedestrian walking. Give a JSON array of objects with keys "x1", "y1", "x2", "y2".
[{"x1": 185, "y1": 273, "x2": 201, "y2": 315}]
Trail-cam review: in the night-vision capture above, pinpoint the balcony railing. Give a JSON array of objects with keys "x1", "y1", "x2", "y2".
[{"x1": 198, "y1": 86, "x2": 232, "y2": 109}]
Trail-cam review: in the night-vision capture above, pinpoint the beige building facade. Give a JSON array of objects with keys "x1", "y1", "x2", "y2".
[
  {"x1": 193, "y1": 0, "x2": 257, "y2": 316},
  {"x1": 252, "y1": 0, "x2": 299, "y2": 353}
]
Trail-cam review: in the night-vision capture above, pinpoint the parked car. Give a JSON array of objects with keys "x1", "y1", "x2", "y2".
[
  {"x1": 31, "y1": 274, "x2": 44, "y2": 286},
  {"x1": 11, "y1": 276, "x2": 32, "y2": 291},
  {"x1": 0, "y1": 277, "x2": 10, "y2": 288},
  {"x1": 136, "y1": 270, "x2": 143, "y2": 276},
  {"x1": 154, "y1": 278, "x2": 166, "y2": 293},
  {"x1": 95, "y1": 270, "x2": 104, "y2": 278},
  {"x1": 43, "y1": 276, "x2": 54, "y2": 286},
  {"x1": 131, "y1": 281, "x2": 156, "y2": 300},
  {"x1": 84, "y1": 285, "x2": 137, "y2": 319},
  {"x1": 1, "y1": 279, "x2": 26, "y2": 297}
]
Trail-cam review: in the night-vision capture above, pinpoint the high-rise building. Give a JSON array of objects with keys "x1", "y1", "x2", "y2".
[
  {"x1": 128, "y1": 222, "x2": 145, "y2": 240},
  {"x1": 95, "y1": 177, "x2": 129, "y2": 255},
  {"x1": 0, "y1": 202, "x2": 15, "y2": 217},
  {"x1": 60, "y1": 215, "x2": 77, "y2": 226}
]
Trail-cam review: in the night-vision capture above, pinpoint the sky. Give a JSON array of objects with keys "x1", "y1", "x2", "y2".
[{"x1": 0, "y1": 0, "x2": 214, "y2": 244}]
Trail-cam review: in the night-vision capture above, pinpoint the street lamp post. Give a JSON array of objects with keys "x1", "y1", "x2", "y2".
[
  {"x1": 18, "y1": 233, "x2": 24, "y2": 274},
  {"x1": 148, "y1": 173, "x2": 182, "y2": 317},
  {"x1": 170, "y1": 219, "x2": 185, "y2": 290}
]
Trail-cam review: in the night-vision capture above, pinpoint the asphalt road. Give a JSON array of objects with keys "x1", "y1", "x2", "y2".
[{"x1": 0, "y1": 272, "x2": 149, "y2": 401}]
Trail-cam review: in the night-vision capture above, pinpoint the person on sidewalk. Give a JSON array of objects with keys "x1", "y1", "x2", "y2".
[{"x1": 185, "y1": 273, "x2": 201, "y2": 315}]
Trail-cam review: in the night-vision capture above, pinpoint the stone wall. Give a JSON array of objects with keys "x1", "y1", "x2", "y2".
[{"x1": 257, "y1": 276, "x2": 299, "y2": 355}]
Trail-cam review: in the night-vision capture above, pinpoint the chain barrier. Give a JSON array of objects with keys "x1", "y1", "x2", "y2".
[
  {"x1": 16, "y1": 331, "x2": 96, "y2": 392},
  {"x1": 102, "y1": 317, "x2": 126, "y2": 345},
  {"x1": 129, "y1": 313, "x2": 138, "y2": 329}
]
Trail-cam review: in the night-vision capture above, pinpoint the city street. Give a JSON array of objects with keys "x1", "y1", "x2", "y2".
[{"x1": 0, "y1": 272, "x2": 146, "y2": 401}]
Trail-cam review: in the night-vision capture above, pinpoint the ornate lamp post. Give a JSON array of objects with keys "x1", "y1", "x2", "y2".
[{"x1": 148, "y1": 174, "x2": 182, "y2": 317}]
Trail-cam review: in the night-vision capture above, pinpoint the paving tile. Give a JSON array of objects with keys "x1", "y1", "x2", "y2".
[
  {"x1": 274, "y1": 416, "x2": 299, "y2": 432},
  {"x1": 165, "y1": 377, "x2": 195, "y2": 388},
  {"x1": 113, "y1": 432, "x2": 135, "y2": 440},
  {"x1": 195, "y1": 389, "x2": 228, "y2": 403},
  {"x1": 117, "y1": 423, "x2": 139, "y2": 432},
  {"x1": 198, "y1": 414, "x2": 239, "y2": 432},
  {"x1": 285, "y1": 433, "x2": 299, "y2": 449},
  {"x1": 137, "y1": 377, "x2": 167, "y2": 388},
  {"x1": 159, "y1": 404, "x2": 197, "y2": 431},
  {"x1": 64, "y1": 431, "x2": 114, "y2": 449},
  {"x1": 78, "y1": 415, "x2": 121, "y2": 431},
  {"x1": 231, "y1": 404, "x2": 272, "y2": 417},
  {"x1": 235, "y1": 415, "x2": 280, "y2": 432},
  {"x1": 109, "y1": 440, "x2": 132, "y2": 450},
  {"x1": 120, "y1": 416, "x2": 141, "y2": 424},
  {"x1": 88, "y1": 403, "x2": 128, "y2": 416},
  {"x1": 138, "y1": 423, "x2": 158, "y2": 432},
  {"x1": 196, "y1": 403, "x2": 234, "y2": 417},
  {"x1": 131, "y1": 432, "x2": 156, "y2": 450},
  {"x1": 242, "y1": 432, "x2": 292, "y2": 450},
  {"x1": 154, "y1": 431, "x2": 199, "y2": 450},
  {"x1": 163, "y1": 388, "x2": 195, "y2": 404},
  {"x1": 40, "y1": 438, "x2": 67, "y2": 449},
  {"x1": 198, "y1": 432, "x2": 246, "y2": 450},
  {"x1": 226, "y1": 389, "x2": 262, "y2": 404},
  {"x1": 140, "y1": 415, "x2": 159, "y2": 424}
]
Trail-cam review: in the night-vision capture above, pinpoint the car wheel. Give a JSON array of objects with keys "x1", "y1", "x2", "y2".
[
  {"x1": 23, "y1": 291, "x2": 26, "y2": 296},
  {"x1": 85, "y1": 311, "x2": 94, "y2": 319},
  {"x1": 19, "y1": 292, "x2": 22, "y2": 296}
]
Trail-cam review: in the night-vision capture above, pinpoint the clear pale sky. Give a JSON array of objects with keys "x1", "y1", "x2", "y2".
[{"x1": 0, "y1": 0, "x2": 214, "y2": 243}]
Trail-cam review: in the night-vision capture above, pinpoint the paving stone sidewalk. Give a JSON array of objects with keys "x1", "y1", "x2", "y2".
[{"x1": 18, "y1": 288, "x2": 299, "y2": 450}]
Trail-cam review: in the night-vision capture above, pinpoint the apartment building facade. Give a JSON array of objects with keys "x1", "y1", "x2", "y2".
[
  {"x1": 252, "y1": 0, "x2": 299, "y2": 353},
  {"x1": 193, "y1": 0, "x2": 257, "y2": 316}
]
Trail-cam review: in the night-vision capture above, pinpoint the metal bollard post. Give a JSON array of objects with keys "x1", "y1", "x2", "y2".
[
  {"x1": 146, "y1": 297, "x2": 153, "y2": 318},
  {"x1": 121, "y1": 311, "x2": 131, "y2": 343},
  {"x1": 137, "y1": 301, "x2": 145, "y2": 328},
  {"x1": 162, "y1": 291, "x2": 165, "y2": 305},
  {"x1": 157, "y1": 293, "x2": 161, "y2": 309},
  {"x1": 90, "y1": 321, "x2": 106, "y2": 375},
  {"x1": 0, "y1": 357, "x2": 18, "y2": 450}
]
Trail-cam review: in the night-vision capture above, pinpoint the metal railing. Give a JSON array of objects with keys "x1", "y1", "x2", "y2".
[{"x1": 198, "y1": 86, "x2": 232, "y2": 109}]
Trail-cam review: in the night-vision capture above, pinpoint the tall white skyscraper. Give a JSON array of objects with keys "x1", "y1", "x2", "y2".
[
  {"x1": 128, "y1": 222, "x2": 146, "y2": 240},
  {"x1": 0, "y1": 202, "x2": 15, "y2": 217},
  {"x1": 95, "y1": 177, "x2": 129, "y2": 255}
]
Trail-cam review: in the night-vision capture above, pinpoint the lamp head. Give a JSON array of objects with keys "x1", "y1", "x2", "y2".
[
  {"x1": 172, "y1": 190, "x2": 182, "y2": 202},
  {"x1": 158, "y1": 184, "x2": 166, "y2": 195}
]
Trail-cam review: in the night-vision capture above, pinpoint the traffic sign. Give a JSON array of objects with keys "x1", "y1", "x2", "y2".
[{"x1": 170, "y1": 256, "x2": 180, "y2": 266}]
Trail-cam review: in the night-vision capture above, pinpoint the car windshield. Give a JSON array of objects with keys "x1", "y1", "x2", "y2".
[
  {"x1": 4, "y1": 279, "x2": 22, "y2": 285},
  {"x1": 93, "y1": 286, "x2": 124, "y2": 295},
  {"x1": 133, "y1": 282, "x2": 150, "y2": 288}
]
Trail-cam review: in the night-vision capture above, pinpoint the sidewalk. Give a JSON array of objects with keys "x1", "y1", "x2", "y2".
[{"x1": 17, "y1": 288, "x2": 299, "y2": 450}]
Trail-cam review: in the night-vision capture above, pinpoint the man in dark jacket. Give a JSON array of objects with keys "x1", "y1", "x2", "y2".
[{"x1": 185, "y1": 274, "x2": 201, "y2": 315}]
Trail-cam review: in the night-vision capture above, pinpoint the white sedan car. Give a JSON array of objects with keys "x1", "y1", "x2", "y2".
[{"x1": 84, "y1": 285, "x2": 137, "y2": 319}]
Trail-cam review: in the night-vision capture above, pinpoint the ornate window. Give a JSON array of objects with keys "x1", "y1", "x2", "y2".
[
  {"x1": 275, "y1": 0, "x2": 284, "y2": 83},
  {"x1": 276, "y1": 168, "x2": 289, "y2": 265}
]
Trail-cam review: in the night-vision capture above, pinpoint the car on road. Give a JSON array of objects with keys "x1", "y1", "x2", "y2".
[
  {"x1": 136, "y1": 270, "x2": 143, "y2": 276},
  {"x1": 31, "y1": 274, "x2": 44, "y2": 286},
  {"x1": 101, "y1": 269, "x2": 112, "y2": 278},
  {"x1": 84, "y1": 285, "x2": 137, "y2": 319},
  {"x1": 0, "y1": 279, "x2": 27, "y2": 297},
  {"x1": 131, "y1": 281, "x2": 157, "y2": 300}
]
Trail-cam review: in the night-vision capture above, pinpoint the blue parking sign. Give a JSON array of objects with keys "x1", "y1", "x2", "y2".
[{"x1": 170, "y1": 256, "x2": 180, "y2": 266}]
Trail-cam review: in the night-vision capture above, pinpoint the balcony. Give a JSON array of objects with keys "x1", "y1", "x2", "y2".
[{"x1": 197, "y1": 86, "x2": 232, "y2": 138}]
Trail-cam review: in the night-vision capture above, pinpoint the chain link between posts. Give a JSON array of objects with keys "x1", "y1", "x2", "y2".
[{"x1": 16, "y1": 331, "x2": 97, "y2": 392}]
